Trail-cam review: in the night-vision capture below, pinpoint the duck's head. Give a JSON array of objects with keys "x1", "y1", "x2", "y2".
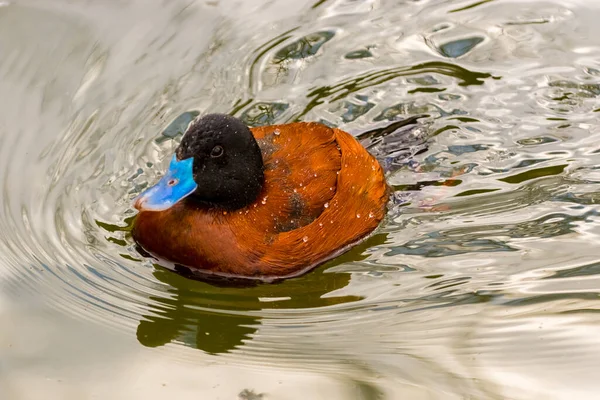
[{"x1": 134, "y1": 114, "x2": 264, "y2": 211}]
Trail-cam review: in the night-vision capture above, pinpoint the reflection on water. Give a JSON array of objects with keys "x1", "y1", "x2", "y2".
[
  {"x1": 136, "y1": 267, "x2": 262, "y2": 353},
  {"x1": 3, "y1": 0, "x2": 600, "y2": 398},
  {"x1": 136, "y1": 264, "x2": 351, "y2": 353},
  {"x1": 134, "y1": 233, "x2": 398, "y2": 353}
]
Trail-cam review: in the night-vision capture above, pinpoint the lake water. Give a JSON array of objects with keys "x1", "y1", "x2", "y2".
[{"x1": 2, "y1": 0, "x2": 600, "y2": 398}]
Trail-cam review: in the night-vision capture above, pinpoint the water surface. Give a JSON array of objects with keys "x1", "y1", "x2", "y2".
[{"x1": 2, "y1": 0, "x2": 600, "y2": 398}]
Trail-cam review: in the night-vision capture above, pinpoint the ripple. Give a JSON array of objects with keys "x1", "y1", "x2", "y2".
[
  {"x1": 436, "y1": 36, "x2": 486, "y2": 58},
  {"x1": 240, "y1": 101, "x2": 291, "y2": 126},
  {"x1": 273, "y1": 30, "x2": 336, "y2": 61}
]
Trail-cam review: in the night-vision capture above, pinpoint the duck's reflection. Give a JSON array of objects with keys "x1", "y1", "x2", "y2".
[
  {"x1": 135, "y1": 233, "x2": 387, "y2": 354},
  {"x1": 137, "y1": 297, "x2": 258, "y2": 353}
]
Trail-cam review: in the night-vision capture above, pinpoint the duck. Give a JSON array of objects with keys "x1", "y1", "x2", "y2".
[{"x1": 132, "y1": 113, "x2": 390, "y2": 280}]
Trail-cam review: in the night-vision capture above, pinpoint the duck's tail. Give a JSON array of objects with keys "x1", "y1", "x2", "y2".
[{"x1": 354, "y1": 115, "x2": 430, "y2": 175}]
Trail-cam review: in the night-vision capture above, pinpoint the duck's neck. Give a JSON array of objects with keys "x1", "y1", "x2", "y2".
[{"x1": 187, "y1": 169, "x2": 265, "y2": 211}]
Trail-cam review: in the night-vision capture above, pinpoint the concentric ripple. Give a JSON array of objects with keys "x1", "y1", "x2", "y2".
[{"x1": 3, "y1": 0, "x2": 600, "y2": 396}]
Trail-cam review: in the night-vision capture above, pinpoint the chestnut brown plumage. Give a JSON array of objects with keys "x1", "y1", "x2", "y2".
[{"x1": 132, "y1": 118, "x2": 389, "y2": 280}]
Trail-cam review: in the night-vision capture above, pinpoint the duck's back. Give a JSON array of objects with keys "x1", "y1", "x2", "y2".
[
  {"x1": 251, "y1": 122, "x2": 341, "y2": 231},
  {"x1": 133, "y1": 122, "x2": 388, "y2": 279}
]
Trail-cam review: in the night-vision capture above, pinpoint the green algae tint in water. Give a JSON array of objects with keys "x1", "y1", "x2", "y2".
[{"x1": 2, "y1": 0, "x2": 600, "y2": 398}]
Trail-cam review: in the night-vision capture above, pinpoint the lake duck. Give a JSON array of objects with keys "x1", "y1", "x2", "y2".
[{"x1": 132, "y1": 113, "x2": 390, "y2": 280}]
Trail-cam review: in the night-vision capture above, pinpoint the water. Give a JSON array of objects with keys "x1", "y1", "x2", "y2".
[{"x1": 2, "y1": 0, "x2": 600, "y2": 398}]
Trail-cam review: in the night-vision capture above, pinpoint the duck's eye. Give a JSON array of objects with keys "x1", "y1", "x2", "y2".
[
  {"x1": 168, "y1": 178, "x2": 179, "y2": 186},
  {"x1": 211, "y1": 145, "x2": 224, "y2": 158}
]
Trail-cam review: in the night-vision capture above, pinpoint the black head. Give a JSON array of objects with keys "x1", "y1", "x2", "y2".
[{"x1": 175, "y1": 114, "x2": 264, "y2": 209}]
